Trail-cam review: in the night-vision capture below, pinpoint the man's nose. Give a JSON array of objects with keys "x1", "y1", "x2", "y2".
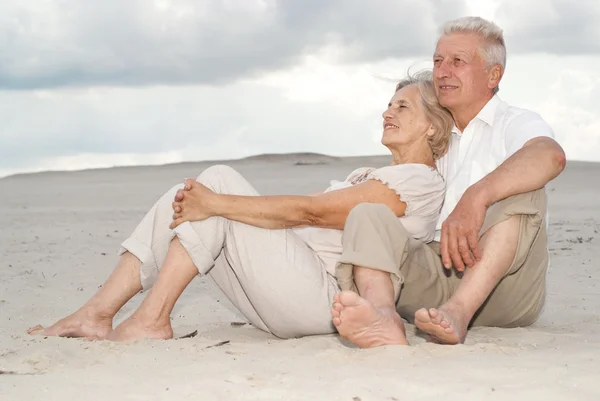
[{"x1": 434, "y1": 61, "x2": 452, "y2": 79}]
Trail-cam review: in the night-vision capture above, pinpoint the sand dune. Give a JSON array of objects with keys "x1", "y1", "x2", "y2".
[{"x1": 0, "y1": 156, "x2": 598, "y2": 401}]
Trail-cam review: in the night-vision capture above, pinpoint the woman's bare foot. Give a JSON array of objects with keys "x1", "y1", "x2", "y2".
[
  {"x1": 414, "y1": 304, "x2": 468, "y2": 344},
  {"x1": 106, "y1": 314, "x2": 173, "y2": 342},
  {"x1": 331, "y1": 291, "x2": 408, "y2": 348},
  {"x1": 27, "y1": 309, "x2": 113, "y2": 340}
]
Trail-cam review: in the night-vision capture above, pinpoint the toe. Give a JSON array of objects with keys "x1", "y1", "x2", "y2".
[
  {"x1": 430, "y1": 309, "x2": 443, "y2": 324},
  {"x1": 338, "y1": 291, "x2": 362, "y2": 306},
  {"x1": 414, "y1": 308, "x2": 431, "y2": 324},
  {"x1": 332, "y1": 302, "x2": 344, "y2": 312},
  {"x1": 332, "y1": 317, "x2": 342, "y2": 327},
  {"x1": 27, "y1": 324, "x2": 44, "y2": 335},
  {"x1": 331, "y1": 307, "x2": 341, "y2": 318}
]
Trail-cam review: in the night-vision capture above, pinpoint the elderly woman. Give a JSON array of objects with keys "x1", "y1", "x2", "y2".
[{"x1": 29, "y1": 71, "x2": 454, "y2": 345}]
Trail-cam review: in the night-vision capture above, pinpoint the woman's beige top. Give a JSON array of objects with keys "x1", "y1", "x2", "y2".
[{"x1": 294, "y1": 163, "x2": 446, "y2": 276}]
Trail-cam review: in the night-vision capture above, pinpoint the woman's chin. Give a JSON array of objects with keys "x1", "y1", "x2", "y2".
[{"x1": 381, "y1": 138, "x2": 394, "y2": 148}]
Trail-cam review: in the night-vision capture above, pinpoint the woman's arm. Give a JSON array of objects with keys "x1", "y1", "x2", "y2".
[{"x1": 170, "y1": 179, "x2": 406, "y2": 230}]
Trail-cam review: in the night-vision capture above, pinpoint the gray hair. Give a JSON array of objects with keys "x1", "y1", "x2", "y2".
[
  {"x1": 395, "y1": 70, "x2": 453, "y2": 160},
  {"x1": 441, "y1": 16, "x2": 506, "y2": 94}
]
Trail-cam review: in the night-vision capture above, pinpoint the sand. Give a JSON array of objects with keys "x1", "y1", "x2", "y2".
[{"x1": 0, "y1": 155, "x2": 599, "y2": 401}]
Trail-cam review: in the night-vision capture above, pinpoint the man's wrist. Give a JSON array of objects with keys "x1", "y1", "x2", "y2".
[{"x1": 467, "y1": 181, "x2": 495, "y2": 208}]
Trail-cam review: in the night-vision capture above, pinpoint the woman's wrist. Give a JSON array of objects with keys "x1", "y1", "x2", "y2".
[{"x1": 205, "y1": 192, "x2": 223, "y2": 217}]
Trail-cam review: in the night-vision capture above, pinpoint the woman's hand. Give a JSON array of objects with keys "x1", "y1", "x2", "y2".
[{"x1": 170, "y1": 179, "x2": 218, "y2": 229}]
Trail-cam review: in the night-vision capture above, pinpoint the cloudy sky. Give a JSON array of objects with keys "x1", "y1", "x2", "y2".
[{"x1": 1, "y1": 0, "x2": 598, "y2": 177}]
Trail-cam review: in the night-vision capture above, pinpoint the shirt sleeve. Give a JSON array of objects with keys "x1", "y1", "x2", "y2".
[
  {"x1": 504, "y1": 111, "x2": 556, "y2": 157},
  {"x1": 345, "y1": 167, "x2": 375, "y2": 184},
  {"x1": 366, "y1": 164, "x2": 446, "y2": 217}
]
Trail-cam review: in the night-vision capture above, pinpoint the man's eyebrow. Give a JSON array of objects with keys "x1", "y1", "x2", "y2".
[
  {"x1": 434, "y1": 51, "x2": 473, "y2": 59},
  {"x1": 455, "y1": 50, "x2": 473, "y2": 59}
]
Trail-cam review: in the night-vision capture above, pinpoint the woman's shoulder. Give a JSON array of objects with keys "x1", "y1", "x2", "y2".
[
  {"x1": 344, "y1": 167, "x2": 377, "y2": 185},
  {"x1": 368, "y1": 163, "x2": 444, "y2": 188},
  {"x1": 369, "y1": 164, "x2": 446, "y2": 224},
  {"x1": 344, "y1": 163, "x2": 444, "y2": 190}
]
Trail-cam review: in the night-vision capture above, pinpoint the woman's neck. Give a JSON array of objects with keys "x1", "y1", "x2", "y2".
[{"x1": 390, "y1": 145, "x2": 436, "y2": 169}]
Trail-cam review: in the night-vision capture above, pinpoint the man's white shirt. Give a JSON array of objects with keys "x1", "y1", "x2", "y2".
[{"x1": 434, "y1": 95, "x2": 555, "y2": 242}]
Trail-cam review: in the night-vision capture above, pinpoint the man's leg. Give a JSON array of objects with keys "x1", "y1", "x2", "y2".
[
  {"x1": 27, "y1": 252, "x2": 142, "y2": 339},
  {"x1": 331, "y1": 267, "x2": 408, "y2": 347},
  {"x1": 330, "y1": 203, "x2": 451, "y2": 347},
  {"x1": 415, "y1": 216, "x2": 520, "y2": 344},
  {"x1": 415, "y1": 189, "x2": 548, "y2": 344}
]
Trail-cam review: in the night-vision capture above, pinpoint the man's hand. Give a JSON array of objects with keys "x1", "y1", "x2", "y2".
[
  {"x1": 170, "y1": 179, "x2": 217, "y2": 229},
  {"x1": 440, "y1": 186, "x2": 489, "y2": 271}
]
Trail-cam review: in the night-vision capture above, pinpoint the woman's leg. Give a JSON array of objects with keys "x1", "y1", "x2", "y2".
[
  {"x1": 107, "y1": 238, "x2": 198, "y2": 341},
  {"x1": 28, "y1": 252, "x2": 142, "y2": 339},
  {"x1": 28, "y1": 181, "x2": 188, "y2": 339},
  {"x1": 34, "y1": 165, "x2": 337, "y2": 341},
  {"x1": 180, "y1": 166, "x2": 339, "y2": 339},
  {"x1": 111, "y1": 165, "x2": 338, "y2": 341}
]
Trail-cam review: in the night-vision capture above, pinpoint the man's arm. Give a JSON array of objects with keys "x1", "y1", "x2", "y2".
[
  {"x1": 470, "y1": 137, "x2": 566, "y2": 207},
  {"x1": 441, "y1": 136, "x2": 566, "y2": 271}
]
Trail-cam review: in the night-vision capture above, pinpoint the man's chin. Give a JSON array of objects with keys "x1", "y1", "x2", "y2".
[{"x1": 438, "y1": 96, "x2": 457, "y2": 109}]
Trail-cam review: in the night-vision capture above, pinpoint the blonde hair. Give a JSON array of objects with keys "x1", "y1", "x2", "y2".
[
  {"x1": 442, "y1": 16, "x2": 506, "y2": 94},
  {"x1": 395, "y1": 70, "x2": 453, "y2": 160}
]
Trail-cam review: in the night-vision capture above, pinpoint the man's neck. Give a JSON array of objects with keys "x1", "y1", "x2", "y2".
[{"x1": 451, "y1": 95, "x2": 494, "y2": 132}]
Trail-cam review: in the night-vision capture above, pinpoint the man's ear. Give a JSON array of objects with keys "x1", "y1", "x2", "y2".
[{"x1": 488, "y1": 64, "x2": 503, "y2": 90}]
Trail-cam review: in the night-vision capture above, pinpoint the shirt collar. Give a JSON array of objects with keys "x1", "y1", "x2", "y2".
[
  {"x1": 476, "y1": 95, "x2": 501, "y2": 126},
  {"x1": 451, "y1": 95, "x2": 502, "y2": 135}
]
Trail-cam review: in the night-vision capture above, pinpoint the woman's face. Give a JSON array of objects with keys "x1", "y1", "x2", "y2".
[{"x1": 381, "y1": 84, "x2": 433, "y2": 150}]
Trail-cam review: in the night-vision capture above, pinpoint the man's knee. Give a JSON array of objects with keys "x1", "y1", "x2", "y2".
[
  {"x1": 346, "y1": 203, "x2": 400, "y2": 231},
  {"x1": 480, "y1": 189, "x2": 547, "y2": 238},
  {"x1": 339, "y1": 203, "x2": 412, "y2": 278},
  {"x1": 344, "y1": 204, "x2": 408, "y2": 250},
  {"x1": 481, "y1": 214, "x2": 521, "y2": 240}
]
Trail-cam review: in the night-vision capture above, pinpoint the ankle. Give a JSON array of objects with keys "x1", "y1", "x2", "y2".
[
  {"x1": 360, "y1": 292, "x2": 395, "y2": 310},
  {"x1": 77, "y1": 305, "x2": 116, "y2": 321},
  {"x1": 131, "y1": 310, "x2": 171, "y2": 329},
  {"x1": 442, "y1": 299, "x2": 473, "y2": 324}
]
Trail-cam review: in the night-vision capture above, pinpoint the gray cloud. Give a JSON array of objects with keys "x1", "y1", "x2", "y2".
[
  {"x1": 0, "y1": 0, "x2": 467, "y2": 89},
  {"x1": 496, "y1": 0, "x2": 600, "y2": 55},
  {"x1": 0, "y1": 82, "x2": 387, "y2": 172}
]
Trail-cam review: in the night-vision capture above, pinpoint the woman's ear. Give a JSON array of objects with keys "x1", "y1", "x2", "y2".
[{"x1": 427, "y1": 124, "x2": 435, "y2": 137}]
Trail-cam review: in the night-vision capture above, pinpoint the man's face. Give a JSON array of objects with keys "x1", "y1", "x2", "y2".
[{"x1": 433, "y1": 33, "x2": 497, "y2": 111}]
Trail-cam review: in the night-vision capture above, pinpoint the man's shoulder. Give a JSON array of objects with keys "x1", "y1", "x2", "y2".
[
  {"x1": 495, "y1": 100, "x2": 549, "y2": 131},
  {"x1": 495, "y1": 100, "x2": 555, "y2": 148}
]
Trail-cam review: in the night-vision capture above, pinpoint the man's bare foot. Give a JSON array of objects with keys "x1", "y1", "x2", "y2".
[
  {"x1": 414, "y1": 305, "x2": 468, "y2": 345},
  {"x1": 330, "y1": 291, "x2": 408, "y2": 348},
  {"x1": 27, "y1": 309, "x2": 113, "y2": 340},
  {"x1": 106, "y1": 314, "x2": 173, "y2": 342}
]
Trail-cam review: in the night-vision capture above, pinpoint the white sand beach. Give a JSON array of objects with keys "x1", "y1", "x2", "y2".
[{"x1": 0, "y1": 154, "x2": 599, "y2": 401}]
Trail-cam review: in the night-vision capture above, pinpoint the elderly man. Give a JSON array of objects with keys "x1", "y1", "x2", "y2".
[{"x1": 330, "y1": 16, "x2": 566, "y2": 346}]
